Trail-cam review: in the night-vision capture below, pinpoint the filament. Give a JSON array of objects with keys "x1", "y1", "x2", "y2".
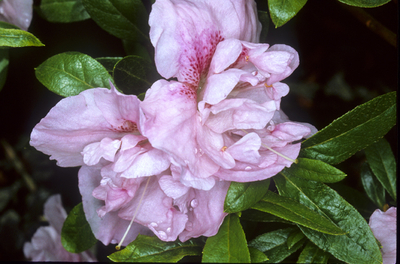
[
  {"x1": 240, "y1": 129, "x2": 298, "y2": 164},
  {"x1": 116, "y1": 176, "x2": 151, "y2": 250}
]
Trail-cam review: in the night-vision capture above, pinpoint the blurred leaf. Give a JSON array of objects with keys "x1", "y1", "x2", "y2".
[
  {"x1": 96, "y1": 57, "x2": 123, "y2": 75},
  {"x1": 360, "y1": 162, "x2": 386, "y2": 209},
  {"x1": 364, "y1": 138, "x2": 396, "y2": 200},
  {"x1": 249, "y1": 247, "x2": 269, "y2": 263},
  {"x1": 297, "y1": 241, "x2": 330, "y2": 263},
  {"x1": 0, "y1": 28, "x2": 44, "y2": 47},
  {"x1": 257, "y1": 10, "x2": 269, "y2": 42},
  {"x1": 224, "y1": 179, "x2": 270, "y2": 213},
  {"x1": 82, "y1": 0, "x2": 149, "y2": 42},
  {"x1": 108, "y1": 235, "x2": 202, "y2": 262},
  {"x1": 0, "y1": 21, "x2": 20, "y2": 29},
  {"x1": 251, "y1": 191, "x2": 345, "y2": 235},
  {"x1": 275, "y1": 174, "x2": 383, "y2": 264},
  {"x1": 268, "y1": 0, "x2": 307, "y2": 27},
  {"x1": 287, "y1": 229, "x2": 305, "y2": 250},
  {"x1": 202, "y1": 214, "x2": 250, "y2": 263},
  {"x1": 39, "y1": 0, "x2": 90, "y2": 23},
  {"x1": 337, "y1": 0, "x2": 391, "y2": 7},
  {"x1": 300, "y1": 91, "x2": 396, "y2": 164},
  {"x1": 241, "y1": 209, "x2": 293, "y2": 224},
  {"x1": 61, "y1": 203, "x2": 97, "y2": 253},
  {"x1": 283, "y1": 158, "x2": 346, "y2": 183},
  {"x1": 35, "y1": 52, "x2": 114, "y2": 97},
  {"x1": 0, "y1": 48, "x2": 8, "y2": 91},
  {"x1": 113, "y1": 55, "x2": 153, "y2": 95},
  {"x1": 248, "y1": 227, "x2": 305, "y2": 263},
  {"x1": 122, "y1": 39, "x2": 152, "y2": 61}
]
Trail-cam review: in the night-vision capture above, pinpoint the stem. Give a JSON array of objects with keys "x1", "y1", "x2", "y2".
[
  {"x1": 340, "y1": 3, "x2": 397, "y2": 48},
  {"x1": 116, "y1": 176, "x2": 151, "y2": 250}
]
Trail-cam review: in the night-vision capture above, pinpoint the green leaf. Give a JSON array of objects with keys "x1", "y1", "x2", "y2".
[
  {"x1": 40, "y1": 0, "x2": 90, "y2": 23},
  {"x1": 364, "y1": 137, "x2": 396, "y2": 200},
  {"x1": 287, "y1": 229, "x2": 305, "y2": 250},
  {"x1": 300, "y1": 91, "x2": 397, "y2": 164},
  {"x1": 0, "y1": 21, "x2": 20, "y2": 30},
  {"x1": 61, "y1": 203, "x2": 97, "y2": 253},
  {"x1": 297, "y1": 241, "x2": 330, "y2": 264},
  {"x1": 275, "y1": 174, "x2": 383, "y2": 264},
  {"x1": 82, "y1": 0, "x2": 149, "y2": 42},
  {"x1": 224, "y1": 179, "x2": 270, "y2": 213},
  {"x1": 251, "y1": 191, "x2": 345, "y2": 235},
  {"x1": 241, "y1": 209, "x2": 294, "y2": 224},
  {"x1": 249, "y1": 247, "x2": 269, "y2": 263},
  {"x1": 337, "y1": 0, "x2": 391, "y2": 8},
  {"x1": 96, "y1": 57, "x2": 123, "y2": 75},
  {"x1": 202, "y1": 214, "x2": 251, "y2": 263},
  {"x1": 0, "y1": 48, "x2": 9, "y2": 91},
  {"x1": 108, "y1": 235, "x2": 202, "y2": 262},
  {"x1": 268, "y1": 0, "x2": 307, "y2": 27},
  {"x1": 248, "y1": 227, "x2": 305, "y2": 263},
  {"x1": 258, "y1": 10, "x2": 269, "y2": 43},
  {"x1": 360, "y1": 162, "x2": 386, "y2": 209},
  {"x1": 0, "y1": 28, "x2": 44, "y2": 47},
  {"x1": 283, "y1": 158, "x2": 346, "y2": 183},
  {"x1": 113, "y1": 55, "x2": 153, "y2": 95},
  {"x1": 35, "y1": 52, "x2": 114, "y2": 97}
]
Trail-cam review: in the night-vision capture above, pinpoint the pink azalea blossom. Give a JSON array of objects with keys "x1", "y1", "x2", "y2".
[
  {"x1": 141, "y1": 0, "x2": 313, "y2": 188},
  {"x1": 0, "y1": 0, "x2": 33, "y2": 30},
  {"x1": 23, "y1": 195, "x2": 96, "y2": 262},
  {"x1": 369, "y1": 207, "x2": 397, "y2": 264}
]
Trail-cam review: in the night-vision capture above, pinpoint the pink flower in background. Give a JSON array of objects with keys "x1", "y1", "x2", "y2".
[
  {"x1": 23, "y1": 195, "x2": 96, "y2": 262},
  {"x1": 369, "y1": 207, "x2": 397, "y2": 264},
  {"x1": 0, "y1": 0, "x2": 33, "y2": 30}
]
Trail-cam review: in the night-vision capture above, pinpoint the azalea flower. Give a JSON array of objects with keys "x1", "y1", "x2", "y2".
[
  {"x1": 141, "y1": 0, "x2": 314, "y2": 189},
  {"x1": 369, "y1": 207, "x2": 397, "y2": 264},
  {"x1": 23, "y1": 195, "x2": 96, "y2": 261},
  {"x1": 0, "y1": 0, "x2": 33, "y2": 30}
]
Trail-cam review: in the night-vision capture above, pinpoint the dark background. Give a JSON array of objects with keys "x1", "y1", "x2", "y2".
[{"x1": 0, "y1": 0, "x2": 397, "y2": 261}]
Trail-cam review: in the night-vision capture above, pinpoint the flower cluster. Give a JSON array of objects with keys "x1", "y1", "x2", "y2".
[{"x1": 30, "y1": 0, "x2": 314, "y2": 247}]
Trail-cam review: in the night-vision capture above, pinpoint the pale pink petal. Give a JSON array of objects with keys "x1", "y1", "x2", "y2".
[
  {"x1": 43, "y1": 195, "x2": 68, "y2": 234},
  {"x1": 30, "y1": 87, "x2": 141, "y2": 167},
  {"x1": 149, "y1": 0, "x2": 260, "y2": 83},
  {"x1": 159, "y1": 175, "x2": 190, "y2": 199},
  {"x1": 82, "y1": 138, "x2": 121, "y2": 166},
  {"x1": 369, "y1": 207, "x2": 397, "y2": 264},
  {"x1": 226, "y1": 132, "x2": 261, "y2": 164},
  {"x1": 178, "y1": 180, "x2": 230, "y2": 242},
  {"x1": 78, "y1": 165, "x2": 152, "y2": 246},
  {"x1": 0, "y1": 0, "x2": 33, "y2": 30}
]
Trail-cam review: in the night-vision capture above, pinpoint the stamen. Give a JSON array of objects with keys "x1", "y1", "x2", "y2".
[
  {"x1": 116, "y1": 177, "x2": 151, "y2": 250},
  {"x1": 245, "y1": 55, "x2": 249, "y2": 62},
  {"x1": 221, "y1": 146, "x2": 228, "y2": 152},
  {"x1": 264, "y1": 83, "x2": 273, "y2": 88},
  {"x1": 240, "y1": 129, "x2": 298, "y2": 164}
]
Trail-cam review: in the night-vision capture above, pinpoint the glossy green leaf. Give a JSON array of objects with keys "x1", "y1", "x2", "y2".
[
  {"x1": 113, "y1": 55, "x2": 153, "y2": 95},
  {"x1": 337, "y1": 0, "x2": 391, "y2": 8},
  {"x1": 275, "y1": 174, "x2": 383, "y2": 264},
  {"x1": 202, "y1": 214, "x2": 250, "y2": 263},
  {"x1": 258, "y1": 10, "x2": 269, "y2": 43},
  {"x1": 0, "y1": 21, "x2": 20, "y2": 30},
  {"x1": 39, "y1": 0, "x2": 90, "y2": 23},
  {"x1": 300, "y1": 91, "x2": 396, "y2": 164},
  {"x1": 0, "y1": 28, "x2": 44, "y2": 47},
  {"x1": 0, "y1": 48, "x2": 8, "y2": 91},
  {"x1": 268, "y1": 0, "x2": 307, "y2": 27},
  {"x1": 297, "y1": 241, "x2": 330, "y2": 264},
  {"x1": 364, "y1": 137, "x2": 396, "y2": 200},
  {"x1": 122, "y1": 39, "x2": 152, "y2": 61},
  {"x1": 241, "y1": 209, "x2": 293, "y2": 224},
  {"x1": 82, "y1": 0, "x2": 149, "y2": 42},
  {"x1": 251, "y1": 191, "x2": 345, "y2": 235},
  {"x1": 61, "y1": 203, "x2": 97, "y2": 253},
  {"x1": 249, "y1": 247, "x2": 269, "y2": 263},
  {"x1": 35, "y1": 52, "x2": 114, "y2": 97},
  {"x1": 283, "y1": 158, "x2": 346, "y2": 183},
  {"x1": 287, "y1": 230, "x2": 305, "y2": 250},
  {"x1": 108, "y1": 235, "x2": 202, "y2": 262},
  {"x1": 96, "y1": 57, "x2": 123, "y2": 75},
  {"x1": 249, "y1": 227, "x2": 305, "y2": 263},
  {"x1": 361, "y1": 162, "x2": 386, "y2": 209}
]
